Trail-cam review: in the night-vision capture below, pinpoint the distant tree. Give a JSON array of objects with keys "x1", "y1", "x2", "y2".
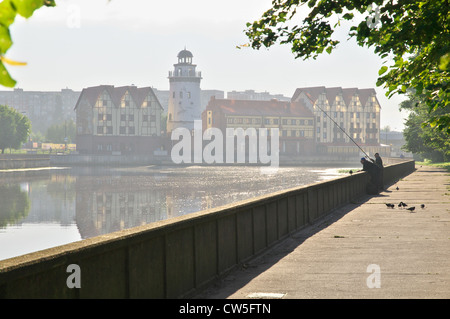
[
  {"x1": 244, "y1": 0, "x2": 450, "y2": 133},
  {"x1": 45, "y1": 120, "x2": 76, "y2": 144},
  {"x1": 30, "y1": 130, "x2": 45, "y2": 143},
  {"x1": 400, "y1": 94, "x2": 450, "y2": 162},
  {"x1": 0, "y1": 104, "x2": 31, "y2": 153}
]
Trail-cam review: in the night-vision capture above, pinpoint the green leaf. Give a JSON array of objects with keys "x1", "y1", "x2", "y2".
[
  {"x1": 342, "y1": 13, "x2": 354, "y2": 20},
  {"x1": 10, "y1": 0, "x2": 45, "y2": 19},
  {"x1": 0, "y1": 25, "x2": 13, "y2": 54},
  {"x1": 0, "y1": 61, "x2": 16, "y2": 87},
  {"x1": 0, "y1": 0, "x2": 17, "y2": 28},
  {"x1": 378, "y1": 66, "x2": 388, "y2": 75}
]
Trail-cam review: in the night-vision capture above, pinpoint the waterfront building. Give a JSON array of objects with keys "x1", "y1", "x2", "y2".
[
  {"x1": 166, "y1": 48, "x2": 202, "y2": 134},
  {"x1": 74, "y1": 85, "x2": 164, "y2": 155},
  {"x1": 291, "y1": 86, "x2": 388, "y2": 157},
  {"x1": 202, "y1": 97, "x2": 316, "y2": 156}
]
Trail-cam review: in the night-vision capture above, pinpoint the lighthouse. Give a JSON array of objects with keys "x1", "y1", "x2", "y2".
[{"x1": 166, "y1": 48, "x2": 202, "y2": 133}]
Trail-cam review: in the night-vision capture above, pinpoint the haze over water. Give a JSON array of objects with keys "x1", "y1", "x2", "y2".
[{"x1": 0, "y1": 165, "x2": 352, "y2": 261}]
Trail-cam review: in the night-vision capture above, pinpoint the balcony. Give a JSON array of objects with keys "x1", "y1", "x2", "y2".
[{"x1": 168, "y1": 71, "x2": 202, "y2": 78}]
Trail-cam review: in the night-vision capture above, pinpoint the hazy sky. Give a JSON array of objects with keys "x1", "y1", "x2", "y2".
[{"x1": 6, "y1": 0, "x2": 408, "y2": 131}]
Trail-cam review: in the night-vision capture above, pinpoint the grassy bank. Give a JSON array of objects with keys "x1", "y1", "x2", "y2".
[{"x1": 416, "y1": 161, "x2": 450, "y2": 172}]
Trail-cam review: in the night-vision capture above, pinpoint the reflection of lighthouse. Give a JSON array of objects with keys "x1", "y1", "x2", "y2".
[{"x1": 166, "y1": 48, "x2": 202, "y2": 133}]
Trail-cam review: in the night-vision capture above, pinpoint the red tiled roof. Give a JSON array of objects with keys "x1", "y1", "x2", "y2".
[
  {"x1": 206, "y1": 98, "x2": 314, "y2": 117},
  {"x1": 291, "y1": 86, "x2": 381, "y2": 109},
  {"x1": 74, "y1": 85, "x2": 162, "y2": 110}
]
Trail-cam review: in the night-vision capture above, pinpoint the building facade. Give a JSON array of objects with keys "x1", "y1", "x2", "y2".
[
  {"x1": 166, "y1": 49, "x2": 202, "y2": 133},
  {"x1": 75, "y1": 85, "x2": 164, "y2": 155},
  {"x1": 202, "y1": 97, "x2": 316, "y2": 156},
  {"x1": 292, "y1": 86, "x2": 387, "y2": 157},
  {"x1": 0, "y1": 88, "x2": 79, "y2": 134}
]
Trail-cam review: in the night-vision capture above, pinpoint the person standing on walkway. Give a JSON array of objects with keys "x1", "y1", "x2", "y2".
[
  {"x1": 359, "y1": 157, "x2": 380, "y2": 194},
  {"x1": 374, "y1": 153, "x2": 384, "y2": 191}
]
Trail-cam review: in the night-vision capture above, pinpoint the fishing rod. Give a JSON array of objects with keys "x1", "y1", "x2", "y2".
[{"x1": 315, "y1": 103, "x2": 372, "y2": 159}]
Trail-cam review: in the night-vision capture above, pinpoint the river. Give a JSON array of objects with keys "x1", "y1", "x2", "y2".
[{"x1": 0, "y1": 165, "x2": 355, "y2": 261}]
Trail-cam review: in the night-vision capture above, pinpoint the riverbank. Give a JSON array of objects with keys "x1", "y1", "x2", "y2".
[
  {"x1": 49, "y1": 153, "x2": 413, "y2": 167},
  {"x1": 0, "y1": 154, "x2": 50, "y2": 170}
]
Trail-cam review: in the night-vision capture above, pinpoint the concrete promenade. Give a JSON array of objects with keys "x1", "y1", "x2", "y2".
[{"x1": 198, "y1": 166, "x2": 450, "y2": 299}]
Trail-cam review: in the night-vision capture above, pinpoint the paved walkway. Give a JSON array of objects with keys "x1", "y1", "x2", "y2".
[{"x1": 197, "y1": 166, "x2": 450, "y2": 299}]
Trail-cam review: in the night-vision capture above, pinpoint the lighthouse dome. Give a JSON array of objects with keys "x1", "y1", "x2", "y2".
[
  {"x1": 177, "y1": 49, "x2": 193, "y2": 58},
  {"x1": 177, "y1": 49, "x2": 193, "y2": 64}
]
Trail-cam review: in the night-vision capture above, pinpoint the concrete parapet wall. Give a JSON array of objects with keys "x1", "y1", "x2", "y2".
[
  {"x1": 0, "y1": 160, "x2": 415, "y2": 298},
  {"x1": 0, "y1": 155, "x2": 50, "y2": 170}
]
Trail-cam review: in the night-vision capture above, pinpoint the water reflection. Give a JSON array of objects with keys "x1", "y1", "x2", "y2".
[
  {"x1": 0, "y1": 165, "x2": 348, "y2": 260},
  {"x1": 0, "y1": 184, "x2": 30, "y2": 228}
]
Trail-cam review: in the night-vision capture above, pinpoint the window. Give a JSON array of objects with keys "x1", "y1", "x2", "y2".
[
  {"x1": 143, "y1": 115, "x2": 149, "y2": 122},
  {"x1": 106, "y1": 126, "x2": 113, "y2": 134},
  {"x1": 308, "y1": 120, "x2": 313, "y2": 125},
  {"x1": 323, "y1": 132, "x2": 327, "y2": 139},
  {"x1": 128, "y1": 114, "x2": 134, "y2": 121},
  {"x1": 120, "y1": 127, "x2": 126, "y2": 134},
  {"x1": 121, "y1": 114, "x2": 126, "y2": 121},
  {"x1": 97, "y1": 127, "x2": 103, "y2": 134},
  {"x1": 102, "y1": 100, "x2": 108, "y2": 106},
  {"x1": 317, "y1": 116, "x2": 320, "y2": 122},
  {"x1": 106, "y1": 114, "x2": 112, "y2": 121},
  {"x1": 317, "y1": 127, "x2": 320, "y2": 133},
  {"x1": 334, "y1": 112, "x2": 337, "y2": 118},
  {"x1": 128, "y1": 127, "x2": 135, "y2": 135},
  {"x1": 187, "y1": 92, "x2": 191, "y2": 98}
]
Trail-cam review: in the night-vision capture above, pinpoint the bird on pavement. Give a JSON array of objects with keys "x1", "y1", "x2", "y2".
[
  {"x1": 396, "y1": 186, "x2": 399, "y2": 190},
  {"x1": 407, "y1": 206, "x2": 415, "y2": 212},
  {"x1": 398, "y1": 202, "x2": 403, "y2": 208},
  {"x1": 401, "y1": 202, "x2": 408, "y2": 208},
  {"x1": 385, "y1": 203, "x2": 395, "y2": 209},
  {"x1": 421, "y1": 204, "x2": 425, "y2": 209}
]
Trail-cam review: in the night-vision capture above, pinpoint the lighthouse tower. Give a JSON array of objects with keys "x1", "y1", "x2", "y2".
[{"x1": 166, "y1": 48, "x2": 202, "y2": 133}]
